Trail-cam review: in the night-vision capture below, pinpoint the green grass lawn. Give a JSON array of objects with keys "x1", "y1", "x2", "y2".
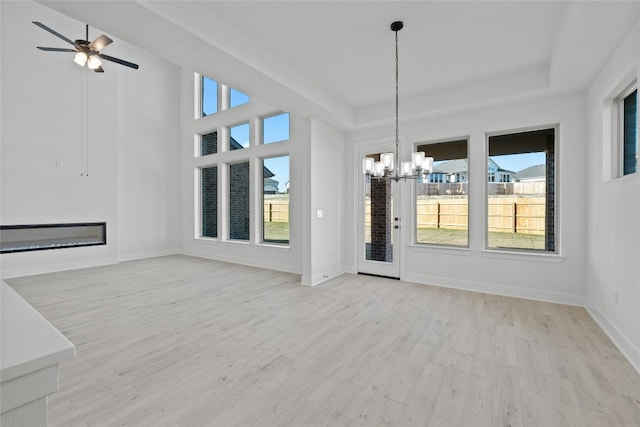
[
  {"x1": 263, "y1": 222, "x2": 290, "y2": 244},
  {"x1": 417, "y1": 228, "x2": 545, "y2": 250},
  {"x1": 267, "y1": 223, "x2": 543, "y2": 250}
]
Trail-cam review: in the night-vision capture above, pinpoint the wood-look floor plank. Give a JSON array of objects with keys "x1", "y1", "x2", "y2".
[{"x1": 5, "y1": 254, "x2": 640, "y2": 427}]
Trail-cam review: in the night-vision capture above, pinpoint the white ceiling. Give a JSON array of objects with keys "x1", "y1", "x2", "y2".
[{"x1": 37, "y1": 1, "x2": 640, "y2": 130}]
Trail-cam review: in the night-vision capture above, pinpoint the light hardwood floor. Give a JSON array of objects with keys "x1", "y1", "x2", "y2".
[{"x1": 7, "y1": 255, "x2": 640, "y2": 426}]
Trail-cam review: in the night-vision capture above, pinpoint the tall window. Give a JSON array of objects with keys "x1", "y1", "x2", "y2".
[
  {"x1": 415, "y1": 139, "x2": 468, "y2": 247},
  {"x1": 195, "y1": 73, "x2": 290, "y2": 246},
  {"x1": 201, "y1": 75, "x2": 218, "y2": 117},
  {"x1": 263, "y1": 156, "x2": 290, "y2": 244},
  {"x1": 622, "y1": 88, "x2": 637, "y2": 175},
  {"x1": 229, "y1": 162, "x2": 250, "y2": 241},
  {"x1": 201, "y1": 166, "x2": 217, "y2": 238},
  {"x1": 487, "y1": 128, "x2": 555, "y2": 252}
]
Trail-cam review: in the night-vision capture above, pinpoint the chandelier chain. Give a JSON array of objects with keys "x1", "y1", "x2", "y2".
[{"x1": 395, "y1": 29, "x2": 399, "y2": 151}]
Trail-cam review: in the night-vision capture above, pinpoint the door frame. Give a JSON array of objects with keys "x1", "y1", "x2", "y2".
[{"x1": 356, "y1": 139, "x2": 404, "y2": 279}]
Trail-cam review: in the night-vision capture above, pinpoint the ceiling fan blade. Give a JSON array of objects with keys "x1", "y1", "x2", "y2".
[
  {"x1": 37, "y1": 47, "x2": 77, "y2": 52},
  {"x1": 98, "y1": 53, "x2": 139, "y2": 70},
  {"x1": 93, "y1": 66, "x2": 105, "y2": 73},
  {"x1": 32, "y1": 21, "x2": 75, "y2": 46},
  {"x1": 89, "y1": 35, "x2": 113, "y2": 52}
]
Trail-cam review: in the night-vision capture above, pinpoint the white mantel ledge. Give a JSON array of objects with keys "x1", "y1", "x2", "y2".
[{"x1": 1, "y1": 280, "x2": 75, "y2": 425}]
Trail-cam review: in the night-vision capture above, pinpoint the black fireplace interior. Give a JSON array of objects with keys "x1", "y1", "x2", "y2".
[{"x1": 0, "y1": 222, "x2": 106, "y2": 253}]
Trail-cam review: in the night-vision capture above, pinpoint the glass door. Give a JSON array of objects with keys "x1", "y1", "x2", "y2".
[{"x1": 358, "y1": 149, "x2": 400, "y2": 278}]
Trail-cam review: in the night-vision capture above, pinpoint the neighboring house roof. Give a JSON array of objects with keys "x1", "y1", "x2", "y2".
[
  {"x1": 432, "y1": 158, "x2": 515, "y2": 175},
  {"x1": 515, "y1": 164, "x2": 546, "y2": 180},
  {"x1": 264, "y1": 177, "x2": 279, "y2": 187},
  {"x1": 433, "y1": 159, "x2": 468, "y2": 174},
  {"x1": 230, "y1": 137, "x2": 274, "y2": 178}
]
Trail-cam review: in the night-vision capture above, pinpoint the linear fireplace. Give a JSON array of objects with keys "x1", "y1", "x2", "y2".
[{"x1": 0, "y1": 222, "x2": 106, "y2": 253}]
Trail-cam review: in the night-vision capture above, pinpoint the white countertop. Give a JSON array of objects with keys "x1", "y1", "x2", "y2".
[{"x1": 1, "y1": 280, "x2": 75, "y2": 383}]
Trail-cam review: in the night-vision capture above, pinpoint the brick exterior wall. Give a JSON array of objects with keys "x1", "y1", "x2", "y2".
[
  {"x1": 370, "y1": 179, "x2": 393, "y2": 262},
  {"x1": 229, "y1": 162, "x2": 250, "y2": 240},
  {"x1": 545, "y1": 134, "x2": 555, "y2": 252},
  {"x1": 201, "y1": 166, "x2": 218, "y2": 238},
  {"x1": 202, "y1": 131, "x2": 217, "y2": 156}
]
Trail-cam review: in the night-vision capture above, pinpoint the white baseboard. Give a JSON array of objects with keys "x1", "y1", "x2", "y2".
[
  {"x1": 182, "y1": 249, "x2": 302, "y2": 276},
  {"x1": 118, "y1": 249, "x2": 180, "y2": 262},
  {"x1": 1, "y1": 257, "x2": 119, "y2": 279},
  {"x1": 584, "y1": 299, "x2": 640, "y2": 375},
  {"x1": 402, "y1": 271, "x2": 585, "y2": 306},
  {"x1": 301, "y1": 267, "x2": 345, "y2": 286}
]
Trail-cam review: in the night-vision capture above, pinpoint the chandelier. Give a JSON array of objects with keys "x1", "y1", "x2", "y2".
[{"x1": 363, "y1": 21, "x2": 434, "y2": 181}]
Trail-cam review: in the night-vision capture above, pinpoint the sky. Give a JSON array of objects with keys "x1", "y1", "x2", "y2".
[
  {"x1": 489, "y1": 152, "x2": 546, "y2": 173},
  {"x1": 433, "y1": 152, "x2": 546, "y2": 173}
]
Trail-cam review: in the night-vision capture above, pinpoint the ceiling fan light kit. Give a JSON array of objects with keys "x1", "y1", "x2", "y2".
[{"x1": 33, "y1": 21, "x2": 139, "y2": 72}]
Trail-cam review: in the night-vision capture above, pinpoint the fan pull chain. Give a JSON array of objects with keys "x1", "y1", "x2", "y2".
[{"x1": 80, "y1": 69, "x2": 89, "y2": 177}]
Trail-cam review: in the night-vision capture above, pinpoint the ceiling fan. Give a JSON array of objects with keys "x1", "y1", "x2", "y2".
[{"x1": 33, "y1": 21, "x2": 139, "y2": 73}]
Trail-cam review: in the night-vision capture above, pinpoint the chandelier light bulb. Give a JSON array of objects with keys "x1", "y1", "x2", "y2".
[
  {"x1": 422, "y1": 157, "x2": 434, "y2": 173},
  {"x1": 363, "y1": 157, "x2": 375, "y2": 175},
  {"x1": 401, "y1": 161, "x2": 412, "y2": 177},
  {"x1": 380, "y1": 153, "x2": 394, "y2": 170}
]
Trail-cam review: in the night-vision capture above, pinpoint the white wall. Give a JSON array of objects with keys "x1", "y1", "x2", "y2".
[
  {"x1": 301, "y1": 118, "x2": 346, "y2": 285},
  {"x1": 0, "y1": 1, "x2": 180, "y2": 277},
  {"x1": 116, "y1": 37, "x2": 180, "y2": 261},
  {"x1": 347, "y1": 92, "x2": 588, "y2": 305},
  {"x1": 585, "y1": 19, "x2": 640, "y2": 372}
]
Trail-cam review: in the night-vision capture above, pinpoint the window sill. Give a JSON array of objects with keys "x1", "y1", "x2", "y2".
[
  {"x1": 481, "y1": 249, "x2": 564, "y2": 263},
  {"x1": 408, "y1": 244, "x2": 471, "y2": 256},
  {"x1": 256, "y1": 243, "x2": 290, "y2": 251}
]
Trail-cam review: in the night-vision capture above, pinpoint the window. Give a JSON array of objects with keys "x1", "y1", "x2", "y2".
[
  {"x1": 263, "y1": 113, "x2": 290, "y2": 144},
  {"x1": 201, "y1": 166, "x2": 217, "y2": 238},
  {"x1": 487, "y1": 128, "x2": 555, "y2": 252},
  {"x1": 201, "y1": 131, "x2": 217, "y2": 156},
  {"x1": 201, "y1": 75, "x2": 218, "y2": 117},
  {"x1": 622, "y1": 88, "x2": 638, "y2": 175},
  {"x1": 415, "y1": 139, "x2": 468, "y2": 247},
  {"x1": 229, "y1": 162, "x2": 250, "y2": 241},
  {"x1": 230, "y1": 88, "x2": 250, "y2": 108},
  {"x1": 230, "y1": 122, "x2": 250, "y2": 151},
  {"x1": 263, "y1": 156, "x2": 290, "y2": 244}
]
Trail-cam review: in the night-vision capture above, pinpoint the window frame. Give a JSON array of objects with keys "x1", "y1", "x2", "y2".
[
  {"x1": 199, "y1": 74, "x2": 219, "y2": 118},
  {"x1": 199, "y1": 164, "x2": 219, "y2": 239},
  {"x1": 261, "y1": 155, "x2": 290, "y2": 246},
  {"x1": 616, "y1": 83, "x2": 638, "y2": 177},
  {"x1": 413, "y1": 137, "x2": 470, "y2": 249},
  {"x1": 485, "y1": 125, "x2": 558, "y2": 255}
]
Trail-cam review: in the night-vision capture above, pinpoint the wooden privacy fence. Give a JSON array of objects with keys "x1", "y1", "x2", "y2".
[
  {"x1": 263, "y1": 199, "x2": 289, "y2": 223},
  {"x1": 416, "y1": 196, "x2": 545, "y2": 235},
  {"x1": 265, "y1": 195, "x2": 545, "y2": 235},
  {"x1": 487, "y1": 197, "x2": 545, "y2": 234}
]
